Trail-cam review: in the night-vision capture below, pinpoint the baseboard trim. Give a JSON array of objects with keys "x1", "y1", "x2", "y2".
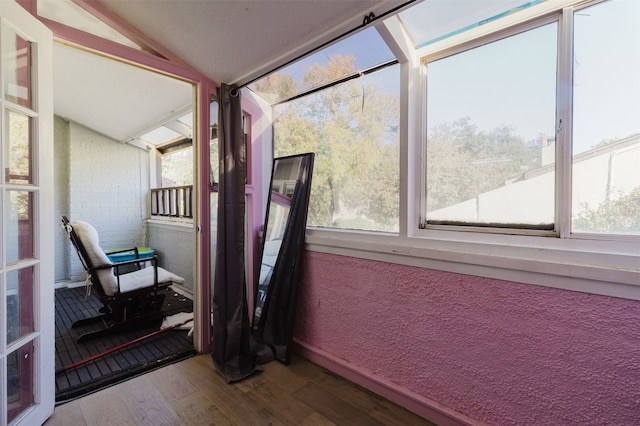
[{"x1": 293, "y1": 339, "x2": 483, "y2": 426}]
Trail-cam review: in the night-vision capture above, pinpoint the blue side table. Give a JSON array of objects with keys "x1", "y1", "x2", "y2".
[
  {"x1": 105, "y1": 247, "x2": 155, "y2": 274},
  {"x1": 105, "y1": 247, "x2": 155, "y2": 263}
]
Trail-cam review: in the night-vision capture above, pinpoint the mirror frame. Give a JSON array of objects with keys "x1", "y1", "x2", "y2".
[{"x1": 252, "y1": 152, "x2": 314, "y2": 364}]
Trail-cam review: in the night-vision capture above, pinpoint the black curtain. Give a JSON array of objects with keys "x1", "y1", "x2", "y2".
[{"x1": 211, "y1": 84, "x2": 257, "y2": 382}]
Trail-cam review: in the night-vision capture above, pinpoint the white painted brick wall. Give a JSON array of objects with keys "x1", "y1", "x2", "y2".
[
  {"x1": 68, "y1": 121, "x2": 150, "y2": 281},
  {"x1": 54, "y1": 116, "x2": 71, "y2": 281}
]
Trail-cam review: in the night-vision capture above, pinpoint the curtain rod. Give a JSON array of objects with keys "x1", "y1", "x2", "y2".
[
  {"x1": 235, "y1": 0, "x2": 416, "y2": 90},
  {"x1": 271, "y1": 58, "x2": 399, "y2": 106}
]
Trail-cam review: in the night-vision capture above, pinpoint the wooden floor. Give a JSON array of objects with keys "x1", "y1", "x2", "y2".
[{"x1": 45, "y1": 354, "x2": 436, "y2": 426}]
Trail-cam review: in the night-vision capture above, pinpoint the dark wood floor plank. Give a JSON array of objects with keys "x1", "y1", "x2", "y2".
[
  {"x1": 172, "y1": 390, "x2": 234, "y2": 426},
  {"x1": 368, "y1": 401, "x2": 438, "y2": 426},
  {"x1": 48, "y1": 354, "x2": 434, "y2": 426},
  {"x1": 43, "y1": 399, "x2": 87, "y2": 426},
  {"x1": 288, "y1": 356, "x2": 385, "y2": 414},
  {"x1": 293, "y1": 381, "x2": 385, "y2": 426},
  {"x1": 146, "y1": 360, "x2": 199, "y2": 402},
  {"x1": 119, "y1": 375, "x2": 185, "y2": 426},
  {"x1": 262, "y1": 357, "x2": 312, "y2": 393},
  {"x1": 205, "y1": 386, "x2": 288, "y2": 426},
  {"x1": 77, "y1": 385, "x2": 137, "y2": 426},
  {"x1": 245, "y1": 378, "x2": 316, "y2": 425},
  {"x1": 300, "y1": 412, "x2": 338, "y2": 426}
]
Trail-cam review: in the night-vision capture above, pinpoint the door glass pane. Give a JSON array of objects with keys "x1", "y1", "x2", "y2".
[
  {"x1": 425, "y1": 23, "x2": 557, "y2": 228},
  {"x1": 6, "y1": 267, "x2": 35, "y2": 345},
  {"x1": 571, "y1": 0, "x2": 640, "y2": 235},
  {"x1": 5, "y1": 110, "x2": 33, "y2": 184},
  {"x1": 6, "y1": 191, "x2": 34, "y2": 263},
  {"x1": 6, "y1": 340, "x2": 35, "y2": 424},
  {"x1": 2, "y1": 25, "x2": 32, "y2": 108}
]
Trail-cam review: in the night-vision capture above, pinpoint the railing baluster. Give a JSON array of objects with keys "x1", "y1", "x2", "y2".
[{"x1": 150, "y1": 185, "x2": 194, "y2": 219}]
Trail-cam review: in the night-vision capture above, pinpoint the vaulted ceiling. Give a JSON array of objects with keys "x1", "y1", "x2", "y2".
[
  {"x1": 45, "y1": 0, "x2": 410, "y2": 146},
  {"x1": 97, "y1": 0, "x2": 409, "y2": 87}
]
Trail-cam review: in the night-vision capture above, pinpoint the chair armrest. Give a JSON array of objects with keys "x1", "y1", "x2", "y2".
[
  {"x1": 90, "y1": 256, "x2": 161, "y2": 294},
  {"x1": 104, "y1": 247, "x2": 140, "y2": 258},
  {"x1": 90, "y1": 255, "x2": 158, "y2": 271}
]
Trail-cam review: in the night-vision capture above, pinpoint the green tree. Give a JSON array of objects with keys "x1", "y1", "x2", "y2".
[
  {"x1": 274, "y1": 54, "x2": 399, "y2": 230},
  {"x1": 253, "y1": 72, "x2": 297, "y2": 104},
  {"x1": 427, "y1": 117, "x2": 541, "y2": 211},
  {"x1": 573, "y1": 186, "x2": 640, "y2": 233}
]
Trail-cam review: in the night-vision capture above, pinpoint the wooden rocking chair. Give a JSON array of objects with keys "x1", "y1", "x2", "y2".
[{"x1": 61, "y1": 215, "x2": 185, "y2": 343}]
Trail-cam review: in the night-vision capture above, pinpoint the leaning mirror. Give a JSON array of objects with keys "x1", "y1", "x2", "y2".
[{"x1": 253, "y1": 153, "x2": 314, "y2": 364}]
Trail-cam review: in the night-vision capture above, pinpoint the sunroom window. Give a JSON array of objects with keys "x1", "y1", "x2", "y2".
[
  {"x1": 248, "y1": 0, "x2": 638, "y2": 298},
  {"x1": 424, "y1": 21, "x2": 558, "y2": 230},
  {"x1": 273, "y1": 63, "x2": 400, "y2": 232},
  {"x1": 262, "y1": 26, "x2": 401, "y2": 232},
  {"x1": 570, "y1": 0, "x2": 640, "y2": 235}
]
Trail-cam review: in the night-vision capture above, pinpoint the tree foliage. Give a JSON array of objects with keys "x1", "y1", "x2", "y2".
[
  {"x1": 270, "y1": 55, "x2": 552, "y2": 230},
  {"x1": 573, "y1": 186, "x2": 640, "y2": 233},
  {"x1": 273, "y1": 54, "x2": 399, "y2": 231},
  {"x1": 427, "y1": 117, "x2": 542, "y2": 210}
]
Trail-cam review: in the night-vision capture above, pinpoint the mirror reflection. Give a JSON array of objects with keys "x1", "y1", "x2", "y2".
[{"x1": 253, "y1": 153, "x2": 314, "y2": 364}]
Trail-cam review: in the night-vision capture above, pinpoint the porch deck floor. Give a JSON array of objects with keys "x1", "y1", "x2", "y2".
[{"x1": 54, "y1": 285, "x2": 195, "y2": 403}]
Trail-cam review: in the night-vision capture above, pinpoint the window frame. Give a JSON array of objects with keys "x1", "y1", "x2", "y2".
[
  {"x1": 418, "y1": 13, "x2": 561, "y2": 235},
  {"x1": 301, "y1": 0, "x2": 640, "y2": 302}
]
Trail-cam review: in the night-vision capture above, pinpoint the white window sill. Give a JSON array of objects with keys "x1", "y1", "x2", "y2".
[
  {"x1": 305, "y1": 228, "x2": 640, "y2": 301},
  {"x1": 146, "y1": 217, "x2": 194, "y2": 228}
]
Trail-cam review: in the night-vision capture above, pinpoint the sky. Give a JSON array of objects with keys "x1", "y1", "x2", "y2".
[
  {"x1": 572, "y1": 0, "x2": 640, "y2": 153},
  {"x1": 427, "y1": 21, "x2": 557, "y2": 145},
  {"x1": 425, "y1": 0, "x2": 640, "y2": 154},
  {"x1": 266, "y1": 0, "x2": 639, "y2": 157}
]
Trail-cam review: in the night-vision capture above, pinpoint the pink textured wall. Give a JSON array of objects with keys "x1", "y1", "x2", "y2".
[{"x1": 295, "y1": 251, "x2": 640, "y2": 425}]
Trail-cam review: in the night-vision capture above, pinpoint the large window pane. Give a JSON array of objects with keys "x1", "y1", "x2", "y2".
[
  {"x1": 274, "y1": 64, "x2": 400, "y2": 232},
  {"x1": 571, "y1": 0, "x2": 640, "y2": 235},
  {"x1": 6, "y1": 267, "x2": 35, "y2": 345},
  {"x1": 425, "y1": 23, "x2": 557, "y2": 228},
  {"x1": 6, "y1": 191, "x2": 34, "y2": 263},
  {"x1": 5, "y1": 110, "x2": 33, "y2": 184}
]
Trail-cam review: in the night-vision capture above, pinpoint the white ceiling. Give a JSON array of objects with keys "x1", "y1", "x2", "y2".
[
  {"x1": 53, "y1": 43, "x2": 193, "y2": 144},
  {"x1": 98, "y1": 0, "x2": 409, "y2": 87},
  {"x1": 49, "y1": 0, "x2": 409, "y2": 146}
]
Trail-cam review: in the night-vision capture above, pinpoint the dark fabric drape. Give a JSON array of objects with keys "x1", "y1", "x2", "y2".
[
  {"x1": 259, "y1": 154, "x2": 314, "y2": 363},
  {"x1": 211, "y1": 84, "x2": 257, "y2": 382}
]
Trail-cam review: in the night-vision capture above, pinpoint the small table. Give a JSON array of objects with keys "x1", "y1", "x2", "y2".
[
  {"x1": 105, "y1": 247, "x2": 155, "y2": 274},
  {"x1": 105, "y1": 247, "x2": 155, "y2": 263}
]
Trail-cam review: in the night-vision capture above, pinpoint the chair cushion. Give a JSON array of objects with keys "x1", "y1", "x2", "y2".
[
  {"x1": 70, "y1": 221, "x2": 118, "y2": 296},
  {"x1": 71, "y1": 220, "x2": 185, "y2": 296},
  {"x1": 118, "y1": 266, "x2": 185, "y2": 293}
]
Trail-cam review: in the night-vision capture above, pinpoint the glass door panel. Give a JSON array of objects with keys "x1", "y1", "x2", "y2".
[
  {"x1": 4, "y1": 110, "x2": 33, "y2": 184},
  {"x1": 6, "y1": 191, "x2": 34, "y2": 264},
  {"x1": 6, "y1": 341, "x2": 35, "y2": 424},
  {"x1": 2, "y1": 25, "x2": 32, "y2": 108},
  {"x1": 6, "y1": 267, "x2": 35, "y2": 345}
]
